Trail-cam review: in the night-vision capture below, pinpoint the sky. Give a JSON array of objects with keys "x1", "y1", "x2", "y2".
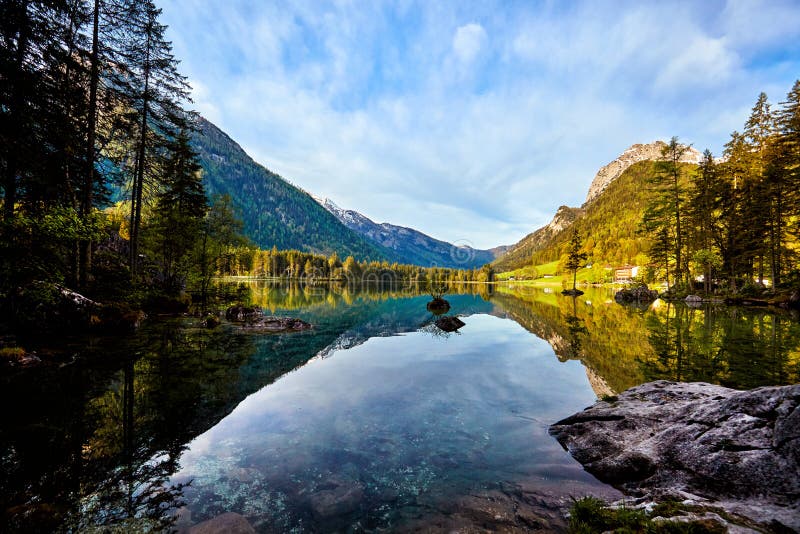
[{"x1": 161, "y1": 0, "x2": 800, "y2": 249}]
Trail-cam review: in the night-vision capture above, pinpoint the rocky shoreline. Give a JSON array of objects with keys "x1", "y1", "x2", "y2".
[{"x1": 550, "y1": 380, "x2": 800, "y2": 532}]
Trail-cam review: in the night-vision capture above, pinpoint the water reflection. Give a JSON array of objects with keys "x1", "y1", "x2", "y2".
[{"x1": 1, "y1": 281, "x2": 799, "y2": 532}]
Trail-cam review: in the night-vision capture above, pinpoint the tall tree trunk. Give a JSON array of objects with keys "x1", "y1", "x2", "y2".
[
  {"x1": 79, "y1": 0, "x2": 100, "y2": 289},
  {"x1": 129, "y1": 18, "x2": 152, "y2": 275},
  {"x1": 3, "y1": 1, "x2": 30, "y2": 223}
]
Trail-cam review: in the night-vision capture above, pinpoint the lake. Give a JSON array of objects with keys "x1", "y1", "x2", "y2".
[{"x1": 2, "y1": 282, "x2": 799, "y2": 532}]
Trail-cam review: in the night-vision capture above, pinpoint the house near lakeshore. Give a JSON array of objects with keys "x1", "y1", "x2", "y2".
[{"x1": 614, "y1": 265, "x2": 639, "y2": 283}]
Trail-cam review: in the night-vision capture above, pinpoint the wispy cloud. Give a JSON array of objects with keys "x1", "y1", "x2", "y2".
[{"x1": 162, "y1": 0, "x2": 800, "y2": 249}]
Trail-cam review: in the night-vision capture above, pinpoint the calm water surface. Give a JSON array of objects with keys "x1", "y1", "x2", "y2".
[{"x1": 1, "y1": 283, "x2": 799, "y2": 532}]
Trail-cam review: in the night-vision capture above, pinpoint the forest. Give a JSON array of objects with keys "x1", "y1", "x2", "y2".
[
  {"x1": 0, "y1": 1, "x2": 479, "y2": 323},
  {"x1": 498, "y1": 84, "x2": 800, "y2": 297},
  {"x1": 0, "y1": 0, "x2": 223, "y2": 304},
  {"x1": 641, "y1": 87, "x2": 800, "y2": 294}
]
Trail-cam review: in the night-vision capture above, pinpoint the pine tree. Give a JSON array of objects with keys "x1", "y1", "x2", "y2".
[
  {"x1": 688, "y1": 150, "x2": 721, "y2": 293},
  {"x1": 145, "y1": 127, "x2": 206, "y2": 293},
  {"x1": 774, "y1": 80, "x2": 800, "y2": 286},
  {"x1": 564, "y1": 228, "x2": 588, "y2": 292}
]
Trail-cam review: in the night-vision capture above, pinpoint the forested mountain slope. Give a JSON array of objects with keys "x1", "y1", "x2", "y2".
[
  {"x1": 192, "y1": 118, "x2": 390, "y2": 261},
  {"x1": 315, "y1": 197, "x2": 504, "y2": 269},
  {"x1": 494, "y1": 141, "x2": 704, "y2": 272},
  {"x1": 495, "y1": 161, "x2": 684, "y2": 271}
]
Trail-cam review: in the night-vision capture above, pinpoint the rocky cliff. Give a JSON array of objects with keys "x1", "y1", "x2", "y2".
[{"x1": 585, "y1": 141, "x2": 703, "y2": 204}]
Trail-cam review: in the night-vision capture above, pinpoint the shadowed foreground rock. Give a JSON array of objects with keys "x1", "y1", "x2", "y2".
[{"x1": 549, "y1": 380, "x2": 800, "y2": 531}]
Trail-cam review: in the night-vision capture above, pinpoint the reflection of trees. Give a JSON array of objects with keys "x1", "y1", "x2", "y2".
[
  {"x1": 1, "y1": 285, "x2": 497, "y2": 531},
  {"x1": 490, "y1": 286, "x2": 800, "y2": 394},
  {"x1": 641, "y1": 304, "x2": 800, "y2": 388},
  {"x1": 231, "y1": 280, "x2": 494, "y2": 314},
  {"x1": 491, "y1": 288, "x2": 653, "y2": 392},
  {"x1": 1, "y1": 323, "x2": 258, "y2": 531}
]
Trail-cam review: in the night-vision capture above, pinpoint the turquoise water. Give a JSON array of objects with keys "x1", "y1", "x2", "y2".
[
  {"x1": 172, "y1": 313, "x2": 601, "y2": 531},
  {"x1": 2, "y1": 284, "x2": 798, "y2": 532}
]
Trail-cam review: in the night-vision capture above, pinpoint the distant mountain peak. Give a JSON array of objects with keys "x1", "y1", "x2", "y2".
[
  {"x1": 585, "y1": 140, "x2": 703, "y2": 204},
  {"x1": 313, "y1": 196, "x2": 505, "y2": 268}
]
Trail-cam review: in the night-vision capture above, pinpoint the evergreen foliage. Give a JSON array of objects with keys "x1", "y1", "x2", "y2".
[
  {"x1": 0, "y1": 0, "x2": 207, "y2": 303},
  {"x1": 496, "y1": 81, "x2": 800, "y2": 293}
]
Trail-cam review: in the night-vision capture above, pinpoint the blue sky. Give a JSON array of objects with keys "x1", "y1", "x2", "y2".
[{"x1": 161, "y1": 0, "x2": 800, "y2": 249}]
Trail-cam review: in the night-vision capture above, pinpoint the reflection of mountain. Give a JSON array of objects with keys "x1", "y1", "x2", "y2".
[
  {"x1": 488, "y1": 287, "x2": 800, "y2": 395},
  {"x1": 4, "y1": 284, "x2": 799, "y2": 531},
  {"x1": 0, "y1": 287, "x2": 494, "y2": 531},
  {"x1": 313, "y1": 294, "x2": 497, "y2": 358}
]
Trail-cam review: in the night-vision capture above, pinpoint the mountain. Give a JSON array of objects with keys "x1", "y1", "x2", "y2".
[
  {"x1": 314, "y1": 196, "x2": 507, "y2": 269},
  {"x1": 585, "y1": 141, "x2": 702, "y2": 203},
  {"x1": 494, "y1": 141, "x2": 702, "y2": 272},
  {"x1": 191, "y1": 118, "x2": 390, "y2": 261},
  {"x1": 492, "y1": 206, "x2": 583, "y2": 271}
]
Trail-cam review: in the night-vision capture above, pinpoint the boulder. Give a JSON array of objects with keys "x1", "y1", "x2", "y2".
[
  {"x1": 435, "y1": 316, "x2": 465, "y2": 332},
  {"x1": 225, "y1": 305, "x2": 262, "y2": 323},
  {"x1": 187, "y1": 512, "x2": 255, "y2": 534},
  {"x1": 203, "y1": 314, "x2": 221, "y2": 329},
  {"x1": 550, "y1": 380, "x2": 800, "y2": 531},
  {"x1": 561, "y1": 289, "x2": 584, "y2": 296},
  {"x1": 684, "y1": 294, "x2": 703, "y2": 307},
  {"x1": 11, "y1": 282, "x2": 101, "y2": 334},
  {"x1": 614, "y1": 285, "x2": 658, "y2": 304},
  {"x1": 237, "y1": 316, "x2": 312, "y2": 333}
]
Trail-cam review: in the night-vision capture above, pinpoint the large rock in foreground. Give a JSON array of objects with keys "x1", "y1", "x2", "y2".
[{"x1": 550, "y1": 380, "x2": 800, "y2": 531}]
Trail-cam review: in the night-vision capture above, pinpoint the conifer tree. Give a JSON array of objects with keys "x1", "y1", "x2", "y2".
[{"x1": 564, "y1": 228, "x2": 588, "y2": 292}]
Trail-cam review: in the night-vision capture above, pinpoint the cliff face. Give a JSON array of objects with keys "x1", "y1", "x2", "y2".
[{"x1": 585, "y1": 141, "x2": 703, "y2": 204}]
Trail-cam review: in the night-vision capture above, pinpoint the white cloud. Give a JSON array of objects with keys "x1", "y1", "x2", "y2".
[
  {"x1": 452, "y1": 23, "x2": 487, "y2": 64},
  {"x1": 655, "y1": 36, "x2": 739, "y2": 91}
]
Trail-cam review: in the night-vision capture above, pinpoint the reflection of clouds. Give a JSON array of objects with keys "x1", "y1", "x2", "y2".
[{"x1": 174, "y1": 315, "x2": 598, "y2": 497}]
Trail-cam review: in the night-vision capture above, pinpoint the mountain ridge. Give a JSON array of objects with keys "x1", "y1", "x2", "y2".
[
  {"x1": 314, "y1": 196, "x2": 508, "y2": 269},
  {"x1": 494, "y1": 140, "x2": 701, "y2": 272},
  {"x1": 192, "y1": 117, "x2": 393, "y2": 262}
]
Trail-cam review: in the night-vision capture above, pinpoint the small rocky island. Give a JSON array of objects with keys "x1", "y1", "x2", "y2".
[
  {"x1": 224, "y1": 305, "x2": 312, "y2": 333},
  {"x1": 550, "y1": 380, "x2": 800, "y2": 532}
]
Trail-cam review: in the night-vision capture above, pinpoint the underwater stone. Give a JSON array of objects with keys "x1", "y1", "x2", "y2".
[{"x1": 187, "y1": 512, "x2": 255, "y2": 534}]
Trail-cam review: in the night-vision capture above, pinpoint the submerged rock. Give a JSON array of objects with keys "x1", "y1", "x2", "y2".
[
  {"x1": 561, "y1": 288, "x2": 584, "y2": 296},
  {"x1": 549, "y1": 380, "x2": 800, "y2": 531},
  {"x1": 187, "y1": 512, "x2": 255, "y2": 534},
  {"x1": 435, "y1": 316, "x2": 465, "y2": 332},
  {"x1": 614, "y1": 285, "x2": 658, "y2": 304},
  {"x1": 307, "y1": 476, "x2": 364, "y2": 519}
]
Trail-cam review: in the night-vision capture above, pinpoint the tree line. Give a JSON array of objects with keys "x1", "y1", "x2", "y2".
[
  {"x1": 642, "y1": 82, "x2": 800, "y2": 293},
  {"x1": 203, "y1": 246, "x2": 496, "y2": 286},
  {"x1": 0, "y1": 1, "x2": 242, "y2": 304}
]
